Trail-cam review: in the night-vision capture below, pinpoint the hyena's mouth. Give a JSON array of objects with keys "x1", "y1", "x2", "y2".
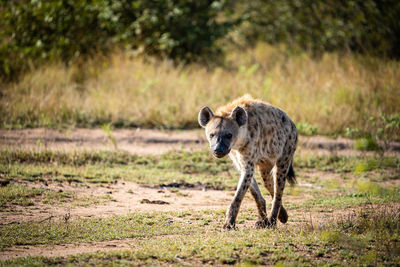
[{"x1": 213, "y1": 150, "x2": 230, "y2": 158}]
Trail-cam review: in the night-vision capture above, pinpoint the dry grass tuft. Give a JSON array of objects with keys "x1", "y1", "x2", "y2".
[{"x1": 1, "y1": 44, "x2": 399, "y2": 134}]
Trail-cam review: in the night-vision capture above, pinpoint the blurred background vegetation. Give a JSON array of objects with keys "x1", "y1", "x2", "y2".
[{"x1": 0, "y1": 0, "x2": 399, "y2": 139}]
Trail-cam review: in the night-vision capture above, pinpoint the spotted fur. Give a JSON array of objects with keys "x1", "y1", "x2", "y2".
[{"x1": 198, "y1": 95, "x2": 298, "y2": 230}]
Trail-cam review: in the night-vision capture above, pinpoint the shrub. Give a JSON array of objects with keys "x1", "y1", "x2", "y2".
[
  {"x1": 236, "y1": 0, "x2": 400, "y2": 58},
  {"x1": 0, "y1": 0, "x2": 237, "y2": 81}
]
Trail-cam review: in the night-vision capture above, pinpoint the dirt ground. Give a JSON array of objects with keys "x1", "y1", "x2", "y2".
[{"x1": 1, "y1": 128, "x2": 399, "y2": 260}]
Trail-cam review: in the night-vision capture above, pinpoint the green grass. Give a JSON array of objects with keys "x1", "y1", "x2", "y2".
[
  {"x1": 1, "y1": 207, "x2": 399, "y2": 266},
  {"x1": 354, "y1": 137, "x2": 379, "y2": 151},
  {"x1": 304, "y1": 191, "x2": 400, "y2": 209},
  {"x1": 295, "y1": 153, "x2": 399, "y2": 173},
  {"x1": 0, "y1": 184, "x2": 43, "y2": 207},
  {"x1": 1, "y1": 149, "x2": 398, "y2": 188},
  {"x1": 0, "y1": 149, "x2": 235, "y2": 189},
  {"x1": 0, "y1": 183, "x2": 112, "y2": 209},
  {"x1": 0, "y1": 184, "x2": 78, "y2": 208},
  {"x1": 0, "y1": 211, "x2": 203, "y2": 249}
]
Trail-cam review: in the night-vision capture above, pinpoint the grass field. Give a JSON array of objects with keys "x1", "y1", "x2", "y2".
[
  {"x1": 1, "y1": 44, "x2": 399, "y2": 137},
  {"x1": 1, "y1": 43, "x2": 399, "y2": 265},
  {"x1": 0, "y1": 147, "x2": 399, "y2": 265}
]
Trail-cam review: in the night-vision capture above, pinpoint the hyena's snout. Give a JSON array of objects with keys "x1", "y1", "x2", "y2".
[
  {"x1": 212, "y1": 145, "x2": 230, "y2": 158},
  {"x1": 211, "y1": 137, "x2": 231, "y2": 158}
]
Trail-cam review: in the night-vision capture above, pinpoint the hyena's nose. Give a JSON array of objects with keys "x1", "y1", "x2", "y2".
[
  {"x1": 214, "y1": 146, "x2": 224, "y2": 153},
  {"x1": 213, "y1": 146, "x2": 226, "y2": 158}
]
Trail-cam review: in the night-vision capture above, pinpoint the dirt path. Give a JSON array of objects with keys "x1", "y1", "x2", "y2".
[{"x1": 1, "y1": 128, "x2": 399, "y2": 155}]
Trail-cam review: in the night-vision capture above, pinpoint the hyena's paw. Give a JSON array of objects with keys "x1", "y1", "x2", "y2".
[
  {"x1": 254, "y1": 219, "x2": 267, "y2": 229},
  {"x1": 278, "y1": 207, "x2": 289, "y2": 224},
  {"x1": 222, "y1": 222, "x2": 237, "y2": 231},
  {"x1": 265, "y1": 216, "x2": 277, "y2": 228}
]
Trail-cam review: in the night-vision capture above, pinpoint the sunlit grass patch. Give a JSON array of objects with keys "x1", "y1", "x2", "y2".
[
  {"x1": 296, "y1": 122, "x2": 318, "y2": 136},
  {"x1": 318, "y1": 206, "x2": 400, "y2": 264},
  {"x1": 320, "y1": 178, "x2": 341, "y2": 190},
  {"x1": 2, "y1": 207, "x2": 399, "y2": 266},
  {"x1": 0, "y1": 149, "x2": 237, "y2": 189},
  {"x1": 304, "y1": 183, "x2": 400, "y2": 208},
  {"x1": 354, "y1": 137, "x2": 379, "y2": 151},
  {"x1": 295, "y1": 154, "x2": 399, "y2": 174},
  {"x1": 0, "y1": 149, "x2": 232, "y2": 176},
  {"x1": 354, "y1": 179, "x2": 400, "y2": 202},
  {"x1": 356, "y1": 179, "x2": 385, "y2": 195},
  {"x1": 0, "y1": 184, "x2": 43, "y2": 207},
  {"x1": 0, "y1": 149, "x2": 140, "y2": 166},
  {"x1": 0, "y1": 184, "x2": 82, "y2": 208},
  {"x1": 0, "y1": 183, "x2": 111, "y2": 210},
  {"x1": 0, "y1": 211, "x2": 196, "y2": 249},
  {"x1": 285, "y1": 185, "x2": 304, "y2": 196}
]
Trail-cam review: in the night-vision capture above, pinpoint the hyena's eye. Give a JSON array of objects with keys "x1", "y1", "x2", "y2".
[
  {"x1": 210, "y1": 133, "x2": 215, "y2": 138},
  {"x1": 225, "y1": 133, "x2": 232, "y2": 139}
]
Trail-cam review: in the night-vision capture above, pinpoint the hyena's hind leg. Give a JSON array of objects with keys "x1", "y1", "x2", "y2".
[
  {"x1": 257, "y1": 161, "x2": 289, "y2": 224},
  {"x1": 249, "y1": 178, "x2": 268, "y2": 228}
]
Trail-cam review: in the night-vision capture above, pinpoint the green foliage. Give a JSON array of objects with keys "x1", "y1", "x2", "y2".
[
  {"x1": 354, "y1": 137, "x2": 379, "y2": 151},
  {"x1": 0, "y1": 0, "x2": 114, "y2": 80},
  {"x1": 0, "y1": 0, "x2": 237, "y2": 81},
  {"x1": 2, "y1": 0, "x2": 400, "y2": 82},
  {"x1": 296, "y1": 122, "x2": 318, "y2": 136},
  {"x1": 370, "y1": 113, "x2": 400, "y2": 142},
  {"x1": 101, "y1": 123, "x2": 117, "y2": 150},
  {"x1": 131, "y1": 0, "x2": 236, "y2": 62},
  {"x1": 346, "y1": 112, "x2": 400, "y2": 153},
  {"x1": 237, "y1": 0, "x2": 400, "y2": 58}
]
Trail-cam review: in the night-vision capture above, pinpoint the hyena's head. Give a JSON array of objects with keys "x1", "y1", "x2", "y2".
[{"x1": 198, "y1": 106, "x2": 247, "y2": 158}]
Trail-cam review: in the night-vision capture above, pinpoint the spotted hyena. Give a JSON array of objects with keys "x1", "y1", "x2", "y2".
[{"x1": 198, "y1": 95, "x2": 298, "y2": 230}]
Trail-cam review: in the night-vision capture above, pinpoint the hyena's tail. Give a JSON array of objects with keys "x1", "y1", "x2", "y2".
[{"x1": 287, "y1": 163, "x2": 297, "y2": 186}]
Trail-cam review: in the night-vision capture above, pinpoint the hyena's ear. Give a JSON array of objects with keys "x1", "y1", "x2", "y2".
[
  {"x1": 198, "y1": 106, "x2": 214, "y2": 128},
  {"x1": 231, "y1": 106, "x2": 247, "y2": 127}
]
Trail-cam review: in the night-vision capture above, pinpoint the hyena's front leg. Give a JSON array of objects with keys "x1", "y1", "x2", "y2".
[{"x1": 223, "y1": 163, "x2": 254, "y2": 230}]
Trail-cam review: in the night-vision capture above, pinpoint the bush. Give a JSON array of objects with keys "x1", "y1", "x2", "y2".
[
  {"x1": 236, "y1": 0, "x2": 400, "y2": 58},
  {"x1": 0, "y1": 0, "x2": 237, "y2": 81}
]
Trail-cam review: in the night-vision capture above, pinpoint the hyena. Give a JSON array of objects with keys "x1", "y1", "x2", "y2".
[{"x1": 198, "y1": 95, "x2": 298, "y2": 230}]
